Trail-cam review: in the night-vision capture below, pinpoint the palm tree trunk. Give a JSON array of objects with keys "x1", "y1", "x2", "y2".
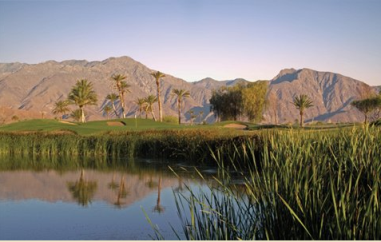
[
  {"x1": 80, "y1": 106, "x2": 85, "y2": 123},
  {"x1": 300, "y1": 110, "x2": 303, "y2": 127},
  {"x1": 178, "y1": 99, "x2": 181, "y2": 124},
  {"x1": 111, "y1": 103, "x2": 118, "y2": 117},
  {"x1": 151, "y1": 110, "x2": 157, "y2": 121},
  {"x1": 156, "y1": 80, "x2": 162, "y2": 122}
]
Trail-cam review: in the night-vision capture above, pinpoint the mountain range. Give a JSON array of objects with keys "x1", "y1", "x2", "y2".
[{"x1": 0, "y1": 56, "x2": 379, "y2": 124}]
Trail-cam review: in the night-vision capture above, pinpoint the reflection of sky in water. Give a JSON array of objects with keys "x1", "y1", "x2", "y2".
[{"x1": 0, "y1": 171, "x2": 208, "y2": 240}]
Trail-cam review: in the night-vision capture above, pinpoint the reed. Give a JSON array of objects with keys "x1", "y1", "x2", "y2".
[
  {"x1": 0, "y1": 130, "x2": 259, "y2": 163},
  {"x1": 173, "y1": 125, "x2": 381, "y2": 240}
]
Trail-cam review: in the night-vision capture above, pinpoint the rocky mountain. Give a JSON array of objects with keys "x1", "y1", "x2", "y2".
[
  {"x1": 264, "y1": 68, "x2": 378, "y2": 124},
  {"x1": 0, "y1": 56, "x2": 378, "y2": 124},
  {"x1": 0, "y1": 57, "x2": 222, "y2": 123}
]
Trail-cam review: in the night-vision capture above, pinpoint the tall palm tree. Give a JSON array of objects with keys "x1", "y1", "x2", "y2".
[
  {"x1": 145, "y1": 95, "x2": 158, "y2": 121},
  {"x1": 171, "y1": 89, "x2": 190, "y2": 124},
  {"x1": 106, "y1": 93, "x2": 119, "y2": 117},
  {"x1": 52, "y1": 100, "x2": 70, "y2": 119},
  {"x1": 292, "y1": 94, "x2": 314, "y2": 127},
  {"x1": 111, "y1": 74, "x2": 130, "y2": 118},
  {"x1": 150, "y1": 71, "x2": 165, "y2": 122},
  {"x1": 103, "y1": 105, "x2": 112, "y2": 119},
  {"x1": 135, "y1": 98, "x2": 147, "y2": 118},
  {"x1": 68, "y1": 79, "x2": 98, "y2": 123}
]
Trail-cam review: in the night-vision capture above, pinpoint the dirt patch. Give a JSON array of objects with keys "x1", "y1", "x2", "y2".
[
  {"x1": 224, "y1": 123, "x2": 247, "y2": 130},
  {"x1": 59, "y1": 121, "x2": 76, "y2": 125},
  {"x1": 107, "y1": 121, "x2": 126, "y2": 126}
]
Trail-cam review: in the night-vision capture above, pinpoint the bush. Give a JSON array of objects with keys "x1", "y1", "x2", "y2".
[{"x1": 162, "y1": 116, "x2": 178, "y2": 124}]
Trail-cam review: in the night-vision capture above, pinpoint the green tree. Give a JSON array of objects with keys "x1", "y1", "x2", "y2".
[
  {"x1": 292, "y1": 94, "x2": 314, "y2": 127},
  {"x1": 145, "y1": 95, "x2": 158, "y2": 121},
  {"x1": 135, "y1": 98, "x2": 147, "y2": 118},
  {"x1": 52, "y1": 100, "x2": 70, "y2": 119},
  {"x1": 67, "y1": 79, "x2": 98, "y2": 123},
  {"x1": 171, "y1": 89, "x2": 190, "y2": 124},
  {"x1": 351, "y1": 96, "x2": 381, "y2": 124},
  {"x1": 70, "y1": 109, "x2": 82, "y2": 122},
  {"x1": 103, "y1": 105, "x2": 112, "y2": 119},
  {"x1": 111, "y1": 74, "x2": 130, "y2": 118},
  {"x1": 150, "y1": 71, "x2": 165, "y2": 122},
  {"x1": 209, "y1": 82, "x2": 245, "y2": 121},
  {"x1": 242, "y1": 81, "x2": 268, "y2": 123},
  {"x1": 106, "y1": 93, "x2": 119, "y2": 117}
]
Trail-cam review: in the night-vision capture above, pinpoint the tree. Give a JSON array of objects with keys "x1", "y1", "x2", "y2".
[
  {"x1": 171, "y1": 89, "x2": 190, "y2": 124},
  {"x1": 70, "y1": 109, "x2": 82, "y2": 122},
  {"x1": 292, "y1": 94, "x2": 314, "y2": 127},
  {"x1": 135, "y1": 98, "x2": 147, "y2": 118},
  {"x1": 111, "y1": 74, "x2": 130, "y2": 118},
  {"x1": 150, "y1": 71, "x2": 165, "y2": 122},
  {"x1": 351, "y1": 96, "x2": 381, "y2": 124},
  {"x1": 52, "y1": 100, "x2": 70, "y2": 119},
  {"x1": 210, "y1": 85, "x2": 244, "y2": 121},
  {"x1": 267, "y1": 91, "x2": 279, "y2": 124},
  {"x1": 145, "y1": 95, "x2": 158, "y2": 121},
  {"x1": 67, "y1": 79, "x2": 98, "y2": 123},
  {"x1": 106, "y1": 93, "x2": 119, "y2": 117},
  {"x1": 242, "y1": 81, "x2": 268, "y2": 123},
  {"x1": 103, "y1": 105, "x2": 112, "y2": 119}
]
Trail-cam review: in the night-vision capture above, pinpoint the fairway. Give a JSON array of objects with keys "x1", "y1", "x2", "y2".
[{"x1": 0, "y1": 118, "x2": 223, "y2": 135}]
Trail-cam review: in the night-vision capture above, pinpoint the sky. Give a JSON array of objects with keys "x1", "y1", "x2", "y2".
[{"x1": 0, "y1": 0, "x2": 380, "y2": 86}]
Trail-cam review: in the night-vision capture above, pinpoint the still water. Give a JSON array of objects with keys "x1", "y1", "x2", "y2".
[{"x1": 0, "y1": 158, "x2": 218, "y2": 240}]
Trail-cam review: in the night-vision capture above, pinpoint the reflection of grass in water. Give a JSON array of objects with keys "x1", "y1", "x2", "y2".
[{"x1": 167, "y1": 126, "x2": 381, "y2": 240}]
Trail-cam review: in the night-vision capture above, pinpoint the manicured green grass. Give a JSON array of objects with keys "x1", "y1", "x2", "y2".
[{"x1": 0, "y1": 118, "x2": 227, "y2": 135}]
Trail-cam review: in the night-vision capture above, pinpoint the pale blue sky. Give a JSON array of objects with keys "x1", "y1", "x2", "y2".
[{"x1": 0, "y1": 0, "x2": 380, "y2": 85}]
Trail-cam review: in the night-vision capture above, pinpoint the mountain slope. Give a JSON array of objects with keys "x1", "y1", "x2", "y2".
[
  {"x1": 0, "y1": 57, "x2": 377, "y2": 124},
  {"x1": 264, "y1": 68, "x2": 378, "y2": 123},
  {"x1": 0, "y1": 57, "x2": 219, "y2": 123}
]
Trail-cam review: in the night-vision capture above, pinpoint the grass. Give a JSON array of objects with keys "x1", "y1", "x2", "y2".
[{"x1": 170, "y1": 125, "x2": 381, "y2": 240}]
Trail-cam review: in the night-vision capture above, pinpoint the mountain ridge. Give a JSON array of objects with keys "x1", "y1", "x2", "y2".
[{"x1": 0, "y1": 56, "x2": 378, "y2": 124}]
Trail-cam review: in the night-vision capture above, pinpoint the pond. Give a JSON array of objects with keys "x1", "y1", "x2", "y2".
[{"x1": 0, "y1": 157, "x2": 222, "y2": 240}]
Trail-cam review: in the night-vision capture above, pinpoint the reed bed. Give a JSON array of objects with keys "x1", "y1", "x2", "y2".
[
  {"x1": 173, "y1": 125, "x2": 381, "y2": 240},
  {"x1": 0, "y1": 130, "x2": 258, "y2": 163}
]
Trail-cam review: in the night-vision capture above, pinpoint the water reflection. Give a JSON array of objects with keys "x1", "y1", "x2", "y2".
[
  {"x1": 67, "y1": 169, "x2": 98, "y2": 207},
  {"x1": 153, "y1": 175, "x2": 165, "y2": 214},
  {"x1": 0, "y1": 156, "x2": 230, "y2": 239}
]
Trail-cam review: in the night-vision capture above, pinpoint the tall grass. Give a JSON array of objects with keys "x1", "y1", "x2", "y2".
[
  {"x1": 0, "y1": 130, "x2": 258, "y2": 163},
  {"x1": 173, "y1": 126, "x2": 381, "y2": 240}
]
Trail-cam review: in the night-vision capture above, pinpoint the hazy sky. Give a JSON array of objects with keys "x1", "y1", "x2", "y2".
[{"x1": 0, "y1": 0, "x2": 380, "y2": 86}]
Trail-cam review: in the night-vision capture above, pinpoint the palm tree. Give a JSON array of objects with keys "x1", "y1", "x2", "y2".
[
  {"x1": 111, "y1": 74, "x2": 130, "y2": 118},
  {"x1": 103, "y1": 105, "x2": 112, "y2": 119},
  {"x1": 106, "y1": 93, "x2": 119, "y2": 117},
  {"x1": 67, "y1": 79, "x2": 98, "y2": 123},
  {"x1": 171, "y1": 89, "x2": 190, "y2": 124},
  {"x1": 135, "y1": 98, "x2": 147, "y2": 118},
  {"x1": 292, "y1": 94, "x2": 314, "y2": 127},
  {"x1": 145, "y1": 95, "x2": 158, "y2": 121},
  {"x1": 198, "y1": 111, "x2": 204, "y2": 124},
  {"x1": 52, "y1": 100, "x2": 70, "y2": 119},
  {"x1": 70, "y1": 109, "x2": 82, "y2": 122},
  {"x1": 150, "y1": 71, "x2": 165, "y2": 122}
]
